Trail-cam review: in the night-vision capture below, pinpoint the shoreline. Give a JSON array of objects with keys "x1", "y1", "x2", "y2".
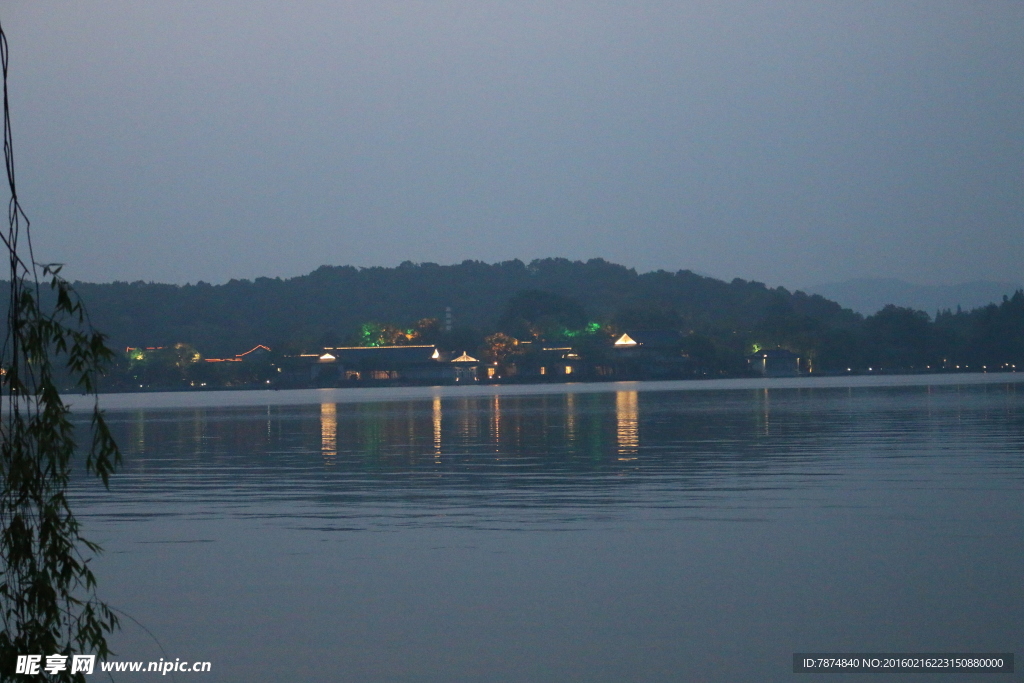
[{"x1": 64, "y1": 371, "x2": 1024, "y2": 413}]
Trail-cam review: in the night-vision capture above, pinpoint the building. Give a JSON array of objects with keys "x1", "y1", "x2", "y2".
[
  {"x1": 610, "y1": 330, "x2": 692, "y2": 379},
  {"x1": 513, "y1": 343, "x2": 582, "y2": 380},
  {"x1": 202, "y1": 344, "x2": 272, "y2": 364},
  {"x1": 309, "y1": 345, "x2": 480, "y2": 385},
  {"x1": 449, "y1": 351, "x2": 480, "y2": 382}
]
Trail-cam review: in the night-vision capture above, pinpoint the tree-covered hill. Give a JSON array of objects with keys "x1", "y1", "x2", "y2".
[
  {"x1": 69, "y1": 258, "x2": 855, "y2": 358},
  {"x1": 3, "y1": 257, "x2": 1014, "y2": 387}
]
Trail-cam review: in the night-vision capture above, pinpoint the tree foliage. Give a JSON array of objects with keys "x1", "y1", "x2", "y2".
[
  {"x1": 497, "y1": 289, "x2": 590, "y2": 341},
  {"x1": 64, "y1": 258, "x2": 854, "y2": 358},
  {"x1": 0, "y1": 23, "x2": 121, "y2": 681},
  {"x1": 60, "y1": 256, "x2": 1024, "y2": 383}
]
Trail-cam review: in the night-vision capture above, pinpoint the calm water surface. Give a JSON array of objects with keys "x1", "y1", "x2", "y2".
[{"x1": 71, "y1": 377, "x2": 1024, "y2": 682}]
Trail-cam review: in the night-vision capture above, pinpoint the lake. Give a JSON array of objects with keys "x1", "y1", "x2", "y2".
[{"x1": 70, "y1": 375, "x2": 1024, "y2": 682}]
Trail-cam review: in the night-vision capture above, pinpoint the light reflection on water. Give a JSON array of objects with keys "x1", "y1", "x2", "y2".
[
  {"x1": 320, "y1": 401, "x2": 336, "y2": 463},
  {"x1": 84, "y1": 384, "x2": 1024, "y2": 519},
  {"x1": 69, "y1": 381, "x2": 1024, "y2": 683}
]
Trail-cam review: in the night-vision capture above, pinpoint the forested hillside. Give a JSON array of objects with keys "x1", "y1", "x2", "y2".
[
  {"x1": 70, "y1": 258, "x2": 853, "y2": 357},
  {"x1": 6, "y1": 257, "x2": 1019, "y2": 385}
]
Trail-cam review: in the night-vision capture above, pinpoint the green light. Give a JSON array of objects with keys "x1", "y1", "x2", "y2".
[{"x1": 359, "y1": 323, "x2": 382, "y2": 347}]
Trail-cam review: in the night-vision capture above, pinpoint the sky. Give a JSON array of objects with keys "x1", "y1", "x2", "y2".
[{"x1": 3, "y1": 2, "x2": 1022, "y2": 289}]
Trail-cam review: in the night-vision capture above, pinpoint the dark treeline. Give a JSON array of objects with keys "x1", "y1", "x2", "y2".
[
  {"x1": 4, "y1": 258, "x2": 1021, "y2": 388},
  {"x1": 70, "y1": 258, "x2": 855, "y2": 363}
]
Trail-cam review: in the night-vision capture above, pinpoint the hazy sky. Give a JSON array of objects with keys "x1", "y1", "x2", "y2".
[{"x1": 4, "y1": 2, "x2": 1022, "y2": 288}]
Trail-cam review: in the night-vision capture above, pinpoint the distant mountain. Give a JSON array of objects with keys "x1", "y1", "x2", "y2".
[
  {"x1": 7, "y1": 259, "x2": 1021, "y2": 389},
  {"x1": 805, "y1": 278, "x2": 1023, "y2": 317},
  {"x1": 48, "y1": 258, "x2": 854, "y2": 357}
]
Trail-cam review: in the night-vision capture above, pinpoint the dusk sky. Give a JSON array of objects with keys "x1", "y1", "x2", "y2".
[{"x1": 4, "y1": 2, "x2": 1022, "y2": 289}]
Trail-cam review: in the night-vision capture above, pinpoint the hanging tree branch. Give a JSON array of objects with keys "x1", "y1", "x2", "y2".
[{"x1": 0, "y1": 19, "x2": 121, "y2": 682}]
